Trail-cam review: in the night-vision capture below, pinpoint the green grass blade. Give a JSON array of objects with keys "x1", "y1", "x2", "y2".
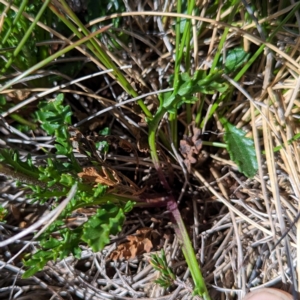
[
  {"x1": 0, "y1": 25, "x2": 112, "y2": 93},
  {"x1": 51, "y1": 0, "x2": 152, "y2": 118},
  {"x1": 0, "y1": 0, "x2": 51, "y2": 74},
  {"x1": 209, "y1": 1, "x2": 239, "y2": 73},
  {"x1": 0, "y1": 0, "x2": 28, "y2": 46}
]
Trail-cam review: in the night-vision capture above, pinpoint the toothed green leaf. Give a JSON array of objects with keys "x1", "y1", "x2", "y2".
[
  {"x1": 221, "y1": 117, "x2": 258, "y2": 178},
  {"x1": 82, "y1": 202, "x2": 133, "y2": 252}
]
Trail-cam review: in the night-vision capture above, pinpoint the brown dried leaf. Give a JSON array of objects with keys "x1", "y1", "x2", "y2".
[
  {"x1": 77, "y1": 166, "x2": 120, "y2": 187},
  {"x1": 7, "y1": 90, "x2": 31, "y2": 102},
  {"x1": 71, "y1": 128, "x2": 144, "y2": 195},
  {"x1": 108, "y1": 228, "x2": 159, "y2": 261},
  {"x1": 179, "y1": 124, "x2": 202, "y2": 172}
]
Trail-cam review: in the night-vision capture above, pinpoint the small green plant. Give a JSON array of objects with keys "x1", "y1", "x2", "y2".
[
  {"x1": 0, "y1": 94, "x2": 134, "y2": 278},
  {"x1": 22, "y1": 201, "x2": 133, "y2": 277},
  {"x1": 150, "y1": 250, "x2": 176, "y2": 289},
  {"x1": 145, "y1": 3, "x2": 258, "y2": 299},
  {"x1": 0, "y1": 0, "x2": 151, "y2": 281}
]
